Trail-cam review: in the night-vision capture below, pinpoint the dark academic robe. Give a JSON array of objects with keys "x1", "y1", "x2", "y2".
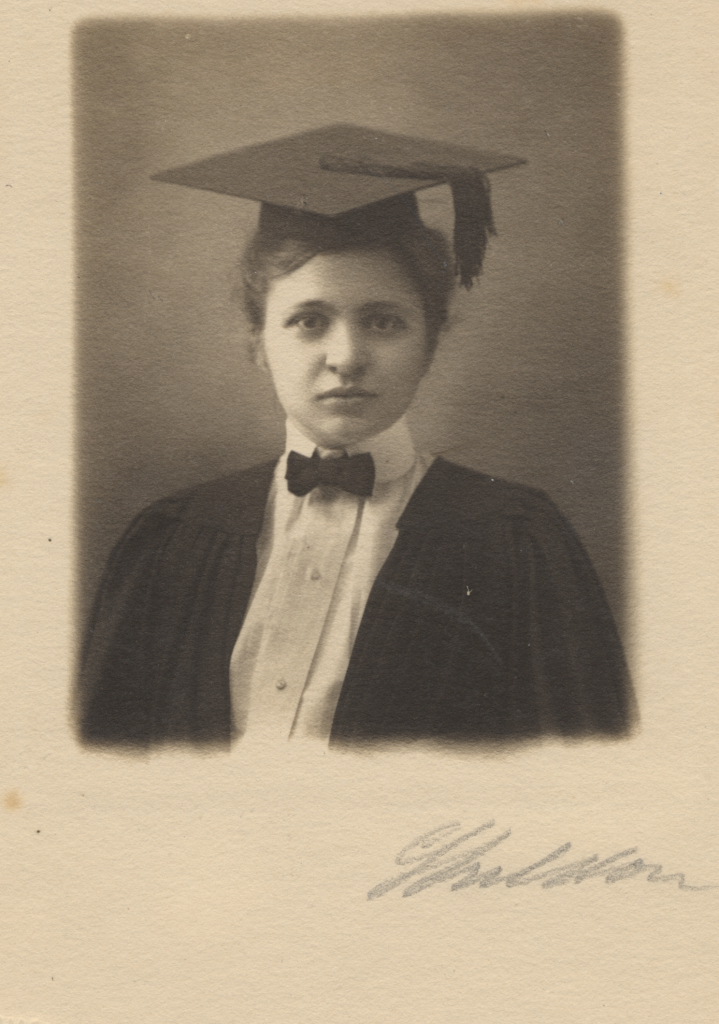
[{"x1": 79, "y1": 457, "x2": 635, "y2": 747}]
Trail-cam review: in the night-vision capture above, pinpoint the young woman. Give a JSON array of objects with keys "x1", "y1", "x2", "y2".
[{"x1": 79, "y1": 125, "x2": 635, "y2": 748}]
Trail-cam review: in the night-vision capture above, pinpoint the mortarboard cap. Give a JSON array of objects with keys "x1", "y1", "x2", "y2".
[{"x1": 151, "y1": 124, "x2": 526, "y2": 288}]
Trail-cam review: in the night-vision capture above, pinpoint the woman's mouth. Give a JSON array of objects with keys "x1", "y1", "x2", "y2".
[{"x1": 316, "y1": 387, "x2": 377, "y2": 402}]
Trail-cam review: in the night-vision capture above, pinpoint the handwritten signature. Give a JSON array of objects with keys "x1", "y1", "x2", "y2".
[{"x1": 368, "y1": 821, "x2": 715, "y2": 899}]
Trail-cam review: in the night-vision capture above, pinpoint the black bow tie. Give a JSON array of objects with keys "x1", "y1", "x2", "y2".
[{"x1": 286, "y1": 449, "x2": 375, "y2": 498}]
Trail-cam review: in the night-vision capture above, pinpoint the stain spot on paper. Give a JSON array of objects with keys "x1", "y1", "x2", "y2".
[{"x1": 3, "y1": 789, "x2": 22, "y2": 810}]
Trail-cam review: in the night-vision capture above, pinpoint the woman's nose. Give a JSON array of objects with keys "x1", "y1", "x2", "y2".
[{"x1": 324, "y1": 321, "x2": 369, "y2": 376}]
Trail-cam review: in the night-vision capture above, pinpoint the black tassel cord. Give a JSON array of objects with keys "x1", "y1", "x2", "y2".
[{"x1": 449, "y1": 170, "x2": 496, "y2": 289}]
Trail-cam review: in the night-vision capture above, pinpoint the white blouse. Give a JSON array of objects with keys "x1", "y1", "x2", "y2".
[{"x1": 229, "y1": 417, "x2": 432, "y2": 745}]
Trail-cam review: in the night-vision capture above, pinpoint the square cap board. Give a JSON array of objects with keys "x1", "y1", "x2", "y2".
[{"x1": 151, "y1": 124, "x2": 526, "y2": 216}]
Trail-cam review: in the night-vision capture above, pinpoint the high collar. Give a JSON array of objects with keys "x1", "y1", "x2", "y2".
[{"x1": 283, "y1": 417, "x2": 417, "y2": 485}]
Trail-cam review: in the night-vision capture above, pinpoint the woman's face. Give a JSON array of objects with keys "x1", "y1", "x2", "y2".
[{"x1": 258, "y1": 250, "x2": 432, "y2": 449}]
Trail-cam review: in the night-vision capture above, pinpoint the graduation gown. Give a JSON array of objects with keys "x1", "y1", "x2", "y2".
[{"x1": 79, "y1": 457, "x2": 635, "y2": 747}]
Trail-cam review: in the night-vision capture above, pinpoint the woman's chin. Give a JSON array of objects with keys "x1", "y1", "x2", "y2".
[{"x1": 304, "y1": 415, "x2": 384, "y2": 451}]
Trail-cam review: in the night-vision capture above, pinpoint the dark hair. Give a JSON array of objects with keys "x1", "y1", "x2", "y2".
[{"x1": 238, "y1": 208, "x2": 454, "y2": 355}]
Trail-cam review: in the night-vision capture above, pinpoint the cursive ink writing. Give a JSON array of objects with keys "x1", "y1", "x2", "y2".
[{"x1": 368, "y1": 821, "x2": 715, "y2": 899}]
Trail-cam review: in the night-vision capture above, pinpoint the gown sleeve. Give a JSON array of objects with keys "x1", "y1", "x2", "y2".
[
  {"x1": 496, "y1": 487, "x2": 635, "y2": 737},
  {"x1": 78, "y1": 497, "x2": 255, "y2": 747}
]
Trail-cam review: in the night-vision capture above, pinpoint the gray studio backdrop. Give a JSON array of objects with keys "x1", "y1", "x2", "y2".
[{"x1": 75, "y1": 14, "x2": 626, "y2": 628}]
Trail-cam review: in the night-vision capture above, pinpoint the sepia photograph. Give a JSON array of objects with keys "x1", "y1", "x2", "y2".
[
  {"x1": 75, "y1": 14, "x2": 636, "y2": 750},
  {"x1": 2, "y1": 3, "x2": 718, "y2": 1023}
]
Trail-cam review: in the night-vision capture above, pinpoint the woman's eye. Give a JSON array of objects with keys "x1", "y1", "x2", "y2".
[
  {"x1": 286, "y1": 313, "x2": 328, "y2": 334},
  {"x1": 366, "y1": 314, "x2": 406, "y2": 333}
]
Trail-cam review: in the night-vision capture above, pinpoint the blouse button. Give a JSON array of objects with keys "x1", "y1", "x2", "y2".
[{"x1": 276, "y1": 678, "x2": 288, "y2": 691}]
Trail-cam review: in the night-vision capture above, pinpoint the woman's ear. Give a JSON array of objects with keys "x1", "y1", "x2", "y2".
[
  {"x1": 420, "y1": 332, "x2": 439, "y2": 376},
  {"x1": 250, "y1": 331, "x2": 268, "y2": 370}
]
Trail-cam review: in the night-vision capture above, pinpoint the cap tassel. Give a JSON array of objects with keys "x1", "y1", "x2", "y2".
[{"x1": 449, "y1": 171, "x2": 496, "y2": 289}]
